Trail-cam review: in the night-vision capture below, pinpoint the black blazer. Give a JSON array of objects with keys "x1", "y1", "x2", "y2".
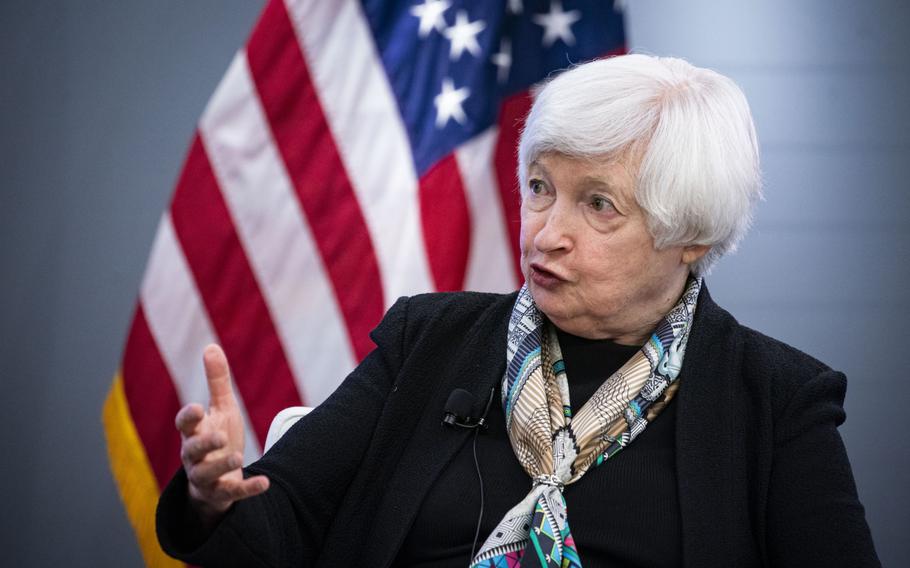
[{"x1": 157, "y1": 287, "x2": 880, "y2": 567}]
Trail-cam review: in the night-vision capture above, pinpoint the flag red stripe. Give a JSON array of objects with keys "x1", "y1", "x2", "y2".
[
  {"x1": 170, "y1": 136, "x2": 303, "y2": 444},
  {"x1": 121, "y1": 306, "x2": 182, "y2": 489},
  {"x1": 493, "y1": 91, "x2": 533, "y2": 284},
  {"x1": 419, "y1": 154, "x2": 471, "y2": 291},
  {"x1": 603, "y1": 45, "x2": 628, "y2": 58},
  {"x1": 246, "y1": 0, "x2": 383, "y2": 361}
]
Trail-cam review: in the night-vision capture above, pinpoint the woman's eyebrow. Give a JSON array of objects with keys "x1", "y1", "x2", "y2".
[
  {"x1": 528, "y1": 160, "x2": 548, "y2": 175},
  {"x1": 578, "y1": 176, "x2": 621, "y2": 196},
  {"x1": 579, "y1": 175, "x2": 610, "y2": 187}
]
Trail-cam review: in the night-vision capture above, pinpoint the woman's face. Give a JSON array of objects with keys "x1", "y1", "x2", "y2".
[{"x1": 520, "y1": 152, "x2": 695, "y2": 344}]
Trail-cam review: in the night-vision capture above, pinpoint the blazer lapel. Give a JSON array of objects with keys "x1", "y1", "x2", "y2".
[
  {"x1": 363, "y1": 298, "x2": 511, "y2": 568},
  {"x1": 675, "y1": 289, "x2": 744, "y2": 567}
]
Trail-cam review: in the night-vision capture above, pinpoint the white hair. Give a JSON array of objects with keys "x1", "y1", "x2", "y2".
[{"x1": 518, "y1": 54, "x2": 762, "y2": 275}]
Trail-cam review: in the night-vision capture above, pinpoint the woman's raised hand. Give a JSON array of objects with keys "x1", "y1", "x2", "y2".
[{"x1": 175, "y1": 344, "x2": 270, "y2": 522}]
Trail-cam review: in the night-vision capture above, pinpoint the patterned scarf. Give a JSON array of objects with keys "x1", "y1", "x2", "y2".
[{"x1": 470, "y1": 277, "x2": 702, "y2": 568}]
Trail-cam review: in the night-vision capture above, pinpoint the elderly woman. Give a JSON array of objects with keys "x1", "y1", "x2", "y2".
[{"x1": 157, "y1": 54, "x2": 879, "y2": 567}]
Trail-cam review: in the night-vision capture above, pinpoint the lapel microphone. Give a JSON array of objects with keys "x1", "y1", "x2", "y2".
[
  {"x1": 442, "y1": 387, "x2": 495, "y2": 430},
  {"x1": 441, "y1": 386, "x2": 497, "y2": 563}
]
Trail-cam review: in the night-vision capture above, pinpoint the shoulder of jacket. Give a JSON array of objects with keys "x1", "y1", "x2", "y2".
[
  {"x1": 372, "y1": 291, "x2": 517, "y2": 348},
  {"x1": 695, "y1": 287, "x2": 840, "y2": 408},
  {"x1": 400, "y1": 291, "x2": 516, "y2": 334},
  {"x1": 404, "y1": 290, "x2": 517, "y2": 315},
  {"x1": 735, "y1": 323, "x2": 842, "y2": 409},
  {"x1": 738, "y1": 324, "x2": 833, "y2": 376}
]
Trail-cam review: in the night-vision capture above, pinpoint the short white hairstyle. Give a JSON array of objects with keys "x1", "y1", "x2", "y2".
[{"x1": 518, "y1": 54, "x2": 762, "y2": 275}]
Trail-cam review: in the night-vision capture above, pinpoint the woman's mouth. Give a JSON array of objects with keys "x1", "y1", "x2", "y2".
[{"x1": 529, "y1": 263, "x2": 566, "y2": 289}]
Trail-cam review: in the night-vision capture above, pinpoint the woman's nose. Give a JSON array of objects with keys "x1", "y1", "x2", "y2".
[{"x1": 533, "y1": 204, "x2": 574, "y2": 253}]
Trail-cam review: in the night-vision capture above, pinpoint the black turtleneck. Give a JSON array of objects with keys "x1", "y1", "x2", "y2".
[{"x1": 394, "y1": 329, "x2": 681, "y2": 568}]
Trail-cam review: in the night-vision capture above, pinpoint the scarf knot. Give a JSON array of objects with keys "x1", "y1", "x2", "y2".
[{"x1": 532, "y1": 474, "x2": 565, "y2": 491}]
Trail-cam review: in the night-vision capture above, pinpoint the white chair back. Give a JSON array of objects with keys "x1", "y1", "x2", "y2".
[{"x1": 263, "y1": 406, "x2": 313, "y2": 452}]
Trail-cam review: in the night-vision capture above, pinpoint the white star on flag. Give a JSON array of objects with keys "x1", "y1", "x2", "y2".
[
  {"x1": 508, "y1": 0, "x2": 524, "y2": 15},
  {"x1": 492, "y1": 38, "x2": 512, "y2": 84},
  {"x1": 533, "y1": 0, "x2": 582, "y2": 47},
  {"x1": 443, "y1": 10, "x2": 486, "y2": 60},
  {"x1": 409, "y1": 0, "x2": 450, "y2": 38},
  {"x1": 434, "y1": 78, "x2": 470, "y2": 127}
]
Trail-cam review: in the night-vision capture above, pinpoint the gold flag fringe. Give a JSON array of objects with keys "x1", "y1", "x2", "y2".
[{"x1": 103, "y1": 372, "x2": 183, "y2": 568}]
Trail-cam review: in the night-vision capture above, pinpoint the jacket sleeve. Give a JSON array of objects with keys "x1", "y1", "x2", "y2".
[
  {"x1": 764, "y1": 370, "x2": 881, "y2": 567},
  {"x1": 156, "y1": 296, "x2": 411, "y2": 567}
]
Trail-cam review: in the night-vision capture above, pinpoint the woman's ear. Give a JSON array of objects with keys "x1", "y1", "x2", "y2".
[{"x1": 681, "y1": 244, "x2": 710, "y2": 266}]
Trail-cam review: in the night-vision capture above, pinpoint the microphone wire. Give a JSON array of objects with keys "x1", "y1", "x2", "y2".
[
  {"x1": 469, "y1": 386, "x2": 495, "y2": 564},
  {"x1": 469, "y1": 426, "x2": 484, "y2": 564}
]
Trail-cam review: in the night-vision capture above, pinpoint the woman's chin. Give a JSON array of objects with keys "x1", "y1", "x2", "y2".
[{"x1": 529, "y1": 288, "x2": 571, "y2": 324}]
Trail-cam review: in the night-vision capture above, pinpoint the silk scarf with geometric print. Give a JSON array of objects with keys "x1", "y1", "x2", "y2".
[{"x1": 470, "y1": 277, "x2": 702, "y2": 568}]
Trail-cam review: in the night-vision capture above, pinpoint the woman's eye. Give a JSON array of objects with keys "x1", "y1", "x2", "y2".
[
  {"x1": 590, "y1": 195, "x2": 613, "y2": 212},
  {"x1": 528, "y1": 179, "x2": 544, "y2": 195}
]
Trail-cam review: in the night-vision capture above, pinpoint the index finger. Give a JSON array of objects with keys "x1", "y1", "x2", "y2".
[{"x1": 202, "y1": 344, "x2": 237, "y2": 410}]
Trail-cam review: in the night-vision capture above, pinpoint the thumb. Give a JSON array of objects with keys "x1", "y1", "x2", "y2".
[{"x1": 203, "y1": 344, "x2": 237, "y2": 410}]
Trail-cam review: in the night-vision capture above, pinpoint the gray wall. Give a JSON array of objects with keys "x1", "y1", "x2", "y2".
[{"x1": 0, "y1": 0, "x2": 906, "y2": 565}]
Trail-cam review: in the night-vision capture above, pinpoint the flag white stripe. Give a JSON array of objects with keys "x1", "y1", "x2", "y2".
[
  {"x1": 200, "y1": 52, "x2": 357, "y2": 405},
  {"x1": 141, "y1": 214, "x2": 262, "y2": 464},
  {"x1": 457, "y1": 128, "x2": 519, "y2": 293},
  {"x1": 284, "y1": 0, "x2": 434, "y2": 305}
]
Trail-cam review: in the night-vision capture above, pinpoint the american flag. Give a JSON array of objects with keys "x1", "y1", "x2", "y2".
[{"x1": 102, "y1": 1, "x2": 624, "y2": 564}]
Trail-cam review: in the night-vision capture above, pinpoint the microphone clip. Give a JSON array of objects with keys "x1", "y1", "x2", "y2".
[
  {"x1": 442, "y1": 411, "x2": 487, "y2": 430},
  {"x1": 442, "y1": 387, "x2": 495, "y2": 431}
]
